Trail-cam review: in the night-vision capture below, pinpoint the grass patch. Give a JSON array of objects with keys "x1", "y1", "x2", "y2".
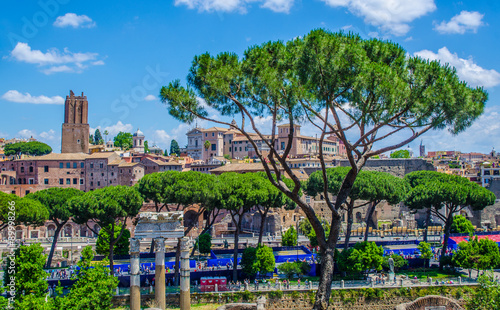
[{"x1": 397, "y1": 268, "x2": 461, "y2": 279}]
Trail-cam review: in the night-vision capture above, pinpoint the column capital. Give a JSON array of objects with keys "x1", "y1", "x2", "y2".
[
  {"x1": 130, "y1": 238, "x2": 142, "y2": 254},
  {"x1": 154, "y1": 237, "x2": 165, "y2": 252},
  {"x1": 180, "y1": 237, "x2": 191, "y2": 252}
]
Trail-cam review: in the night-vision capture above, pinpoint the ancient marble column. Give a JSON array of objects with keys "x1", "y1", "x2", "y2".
[
  {"x1": 130, "y1": 238, "x2": 141, "y2": 310},
  {"x1": 180, "y1": 237, "x2": 191, "y2": 310},
  {"x1": 155, "y1": 237, "x2": 166, "y2": 310}
]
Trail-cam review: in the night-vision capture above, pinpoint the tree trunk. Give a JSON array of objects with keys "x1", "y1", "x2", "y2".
[
  {"x1": 344, "y1": 206, "x2": 353, "y2": 251},
  {"x1": 109, "y1": 239, "x2": 115, "y2": 276},
  {"x1": 257, "y1": 208, "x2": 269, "y2": 246},
  {"x1": 363, "y1": 202, "x2": 377, "y2": 242},
  {"x1": 312, "y1": 218, "x2": 340, "y2": 310},
  {"x1": 233, "y1": 222, "x2": 240, "y2": 281},
  {"x1": 46, "y1": 223, "x2": 64, "y2": 268},
  {"x1": 174, "y1": 238, "x2": 181, "y2": 286},
  {"x1": 439, "y1": 215, "x2": 453, "y2": 270},
  {"x1": 423, "y1": 207, "x2": 432, "y2": 243},
  {"x1": 149, "y1": 239, "x2": 155, "y2": 254}
]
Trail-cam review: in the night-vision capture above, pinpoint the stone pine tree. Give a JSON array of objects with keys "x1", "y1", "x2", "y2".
[
  {"x1": 69, "y1": 186, "x2": 143, "y2": 273},
  {"x1": 218, "y1": 172, "x2": 268, "y2": 281},
  {"x1": 160, "y1": 29, "x2": 488, "y2": 310},
  {"x1": 405, "y1": 171, "x2": 496, "y2": 268},
  {"x1": 255, "y1": 172, "x2": 297, "y2": 246},
  {"x1": 27, "y1": 188, "x2": 83, "y2": 268},
  {"x1": 0, "y1": 192, "x2": 48, "y2": 232},
  {"x1": 307, "y1": 168, "x2": 406, "y2": 247}
]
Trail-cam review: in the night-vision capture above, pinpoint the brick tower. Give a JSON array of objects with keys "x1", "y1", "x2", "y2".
[{"x1": 61, "y1": 90, "x2": 89, "y2": 153}]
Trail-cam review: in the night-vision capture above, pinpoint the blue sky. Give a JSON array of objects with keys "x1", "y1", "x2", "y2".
[{"x1": 1, "y1": 0, "x2": 499, "y2": 155}]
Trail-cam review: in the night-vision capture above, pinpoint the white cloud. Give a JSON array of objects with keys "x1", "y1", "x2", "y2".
[
  {"x1": 174, "y1": 0, "x2": 294, "y2": 13},
  {"x1": 434, "y1": 11, "x2": 484, "y2": 34},
  {"x1": 53, "y1": 13, "x2": 96, "y2": 28},
  {"x1": 414, "y1": 47, "x2": 500, "y2": 88},
  {"x1": 418, "y1": 106, "x2": 500, "y2": 154},
  {"x1": 144, "y1": 94, "x2": 157, "y2": 101},
  {"x1": 154, "y1": 130, "x2": 172, "y2": 145},
  {"x1": 91, "y1": 121, "x2": 134, "y2": 139},
  {"x1": 10, "y1": 42, "x2": 104, "y2": 74},
  {"x1": 321, "y1": 0, "x2": 436, "y2": 36},
  {"x1": 17, "y1": 129, "x2": 36, "y2": 139},
  {"x1": 1, "y1": 90, "x2": 64, "y2": 104},
  {"x1": 39, "y1": 130, "x2": 57, "y2": 141}
]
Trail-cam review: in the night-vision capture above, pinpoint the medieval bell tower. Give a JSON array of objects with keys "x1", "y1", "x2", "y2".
[{"x1": 61, "y1": 90, "x2": 90, "y2": 153}]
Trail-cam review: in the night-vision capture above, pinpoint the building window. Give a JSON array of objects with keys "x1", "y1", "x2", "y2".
[
  {"x1": 100, "y1": 163, "x2": 104, "y2": 169},
  {"x1": 97, "y1": 181, "x2": 101, "y2": 186},
  {"x1": 77, "y1": 139, "x2": 81, "y2": 144},
  {"x1": 90, "y1": 163, "x2": 94, "y2": 169},
  {"x1": 205, "y1": 133, "x2": 207, "y2": 137},
  {"x1": 25, "y1": 190, "x2": 30, "y2": 195},
  {"x1": 29, "y1": 166, "x2": 33, "y2": 173},
  {"x1": 44, "y1": 166, "x2": 49, "y2": 172},
  {"x1": 66, "y1": 178, "x2": 70, "y2": 185},
  {"x1": 212, "y1": 133, "x2": 214, "y2": 137},
  {"x1": 80, "y1": 162, "x2": 84, "y2": 168},
  {"x1": 20, "y1": 167, "x2": 24, "y2": 173},
  {"x1": 29, "y1": 178, "x2": 34, "y2": 184},
  {"x1": 59, "y1": 163, "x2": 63, "y2": 168},
  {"x1": 111, "y1": 172, "x2": 114, "y2": 176},
  {"x1": 90, "y1": 173, "x2": 93, "y2": 177},
  {"x1": 66, "y1": 163, "x2": 70, "y2": 168},
  {"x1": 44, "y1": 178, "x2": 49, "y2": 185},
  {"x1": 110, "y1": 180, "x2": 112, "y2": 184},
  {"x1": 101, "y1": 173, "x2": 104, "y2": 176},
  {"x1": 211, "y1": 144, "x2": 216, "y2": 151},
  {"x1": 59, "y1": 178, "x2": 63, "y2": 185},
  {"x1": 73, "y1": 162, "x2": 77, "y2": 168},
  {"x1": 229, "y1": 147, "x2": 232, "y2": 152},
  {"x1": 80, "y1": 178, "x2": 84, "y2": 185},
  {"x1": 90, "y1": 181, "x2": 93, "y2": 186}
]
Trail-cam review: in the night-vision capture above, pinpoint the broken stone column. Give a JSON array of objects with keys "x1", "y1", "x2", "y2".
[
  {"x1": 155, "y1": 237, "x2": 166, "y2": 310},
  {"x1": 180, "y1": 237, "x2": 191, "y2": 310},
  {"x1": 130, "y1": 238, "x2": 141, "y2": 310}
]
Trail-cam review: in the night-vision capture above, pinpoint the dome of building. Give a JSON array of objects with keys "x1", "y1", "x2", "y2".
[{"x1": 133, "y1": 128, "x2": 144, "y2": 137}]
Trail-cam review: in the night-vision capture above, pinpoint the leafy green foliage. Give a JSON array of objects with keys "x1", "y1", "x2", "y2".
[
  {"x1": 418, "y1": 242, "x2": 433, "y2": 260},
  {"x1": 197, "y1": 233, "x2": 212, "y2": 254},
  {"x1": 96, "y1": 224, "x2": 130, "y2": 256},
  {"x1": 94, "y1": 129, "x2": 103, "y2": 145},
  {"x1": 453, "y1": 237, "x2": 500, "y2": 273},
  {"x1": 55, "y1": 246, "x2": 118, "y2": 310},
  {"x1": 466, "y1": 271, "x2": 500, "y2": 310},
  {"x1": 27, "y1": 187, "x2": 83, "y2": 267},
  {"x1": 0, "y1": 192, "x2": 49, "y2": 230},
  {"x1": 241, "y1": 247, "x2": 258, "y2": 276},
  {"x1": 113, "y1": 131, "x2": 133, "y2": 150},
  {"x1": 204, "y1": 140, "x2": 211, "y2": 150},
  {"x1": 255, "y1": 245, "x2": 276, "y2": 274},
  {"x1": 10, "y1": 244, "x2": 51, "y2": 308},
  {"x1": 390, "y1": 150, "x2": 410, "y2": 158},
  {"x1": 451, "y1": 215, "x2": 474, "y2": 234},
  {"x1": 405, "y1": 171, "x2": 496, "y2": 267},
  {"x1": 301, "y1": 218, "x2": 330, "y2": 247},
  {"x1": 144, "y1": 140, "x2": 149, "y2": 153},
  {"x1": 282, "y1": 226, "x2": 297, "y2": 247},
  {"x1": 382, "y1": 255, "x2": 408, "y2": 272},
  {"x1": 170, "y1": 139, "x2": 181, "y2": 156},
  {"x1": 278, "y1": 261, "x2": 310, "y2": 279},
  {"x1": 69, "y1": 186, "x2": 143, "y2": 272},
  {"x1": 4, "y1": 141, "x2": 52, "y2": 156},
  {"x1": 338, "y1": 242, "x2": 384, "y2": 274}
]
